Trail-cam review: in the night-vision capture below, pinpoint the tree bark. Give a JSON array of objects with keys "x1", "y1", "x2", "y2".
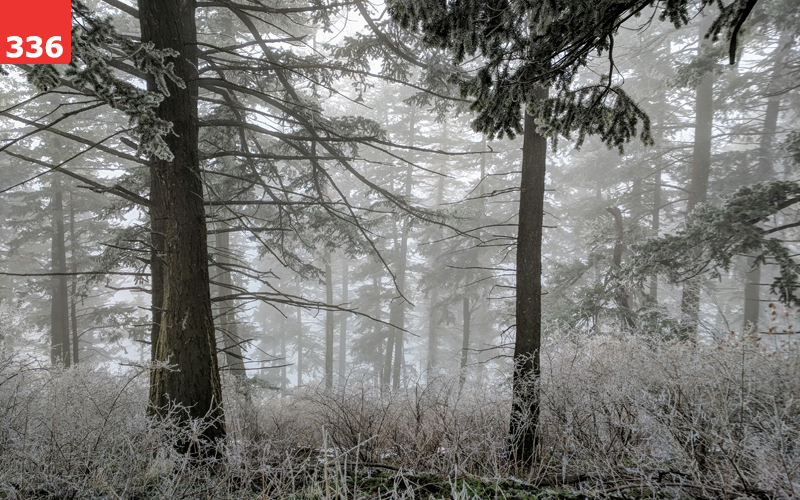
[
  {"x1": 141, "y1": 0, "x2": 225, "y2": 452},
  {"x1": 509, "y1": 87, "x2": 548, "y2": 465},
  {"x1": 149, "y1": 161, "x2": 166, "y2": 366},
  {"x1": 50, "y1": 175, "x2": 70, "y2": 366}
]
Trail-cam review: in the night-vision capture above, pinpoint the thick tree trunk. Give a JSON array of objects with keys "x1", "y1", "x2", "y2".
[
  {"x1": 149, "y1": 165, "x2": 166, "y2": 363},
  {"x1": 608, "y1": 207, "x2": 634, "y2": 328},
  {"x1": 216, "y1": 227, "x2": 246, "y2": 384},
  {"x1": 509, "y1": 88, "x2": 548, "y2": 465},
  {"x1": 325, "y1": 254, "x2": 334, "y2": 391},
  {"x1": 743, "y1": 257, "x2": 760, "y2": 331},
  {"x1": 338, "y1": 259, "x2": 348, "y2": 386},
  {"x1": 141, "y1": 0, "x2": 225, "y2": 451},
  {"x1": 459, "y1": 296, "x2": 471, "y2": 392},
  {"x1": 50, "y1": 175, "x2": 70, "y2": 366},
  {"x1": 680, "y1": 20, "x2": 715, "y2": 340}
]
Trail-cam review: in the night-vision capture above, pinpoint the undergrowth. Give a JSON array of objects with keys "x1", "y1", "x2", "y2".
[{"x1": 0, "y1": 330, "x2": 797, "y2": 499}]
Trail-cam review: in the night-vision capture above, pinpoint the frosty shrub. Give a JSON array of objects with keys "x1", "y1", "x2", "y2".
[
  {"x1": 0, "y1": 329, "x2": 797, "y2": 498},
  {"x1": 537, "y1": 330, "x2": 799, "y2": 497}
]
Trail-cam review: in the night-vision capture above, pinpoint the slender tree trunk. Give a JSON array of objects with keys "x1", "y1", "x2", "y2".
[
  {"x1": 279, "y1": 307, "x2": 287, "y2": 391},
  {"x1": 382, "y1": 324, "x2": 394, "y2": 390},
  {"x1": 372, "y1": 273, "x2": 384, "y2": 385},
  {"x1": 427, "y1": 141, "x2": 449, "y2": 381},
  {"x1": 216, "y1": 227, "x2": 246, "y2": 384},
  {"x1": 459, "y1": 296, "x2": 471, "y2": 392},
  {"x1": 296, "y1": 305, "x2": 303, "y2": 386},
  {"x1": 426, "y1": 288, "x2": 439, "y2": 381},
  {"x1": 382, "y1": 221, "x2": 401, "y2": 391},
  {"x1": 142, "y1": 0, "x2": 225, "y2": 451},
  {"x1": 338, "y1": 259, "x2": 348, "y2": 386},
  {"x1": 69, "y1": 190, "x2": 79, "y2": 364},
  {"x1": 391, "y1": 165, "x2": 413, "y2": 391},
  {"x1": 650, "y1": 167, "x2": 661, "y2": 299},
  {"x1": 680, "y1": 19, "x2": 715, "y2": 340},
  {"x1": 325, "y1": 253, "x2": 334, "y2": 391},
  {"x1": 50, "y1": 175, "x2": 70, "y2": 366},
  {"x1": 510, "y1": 89, "x2": 548, "y2": 466}
]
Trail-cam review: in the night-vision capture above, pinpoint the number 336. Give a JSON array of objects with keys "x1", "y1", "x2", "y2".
[{"x1": 6, "y1": 36, "x2": 64, "y2": 58}]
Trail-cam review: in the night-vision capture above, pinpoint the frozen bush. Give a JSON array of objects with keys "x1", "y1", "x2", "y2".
[{"x1": 0, "y1": 329, "x2": 796, "y2": 498}]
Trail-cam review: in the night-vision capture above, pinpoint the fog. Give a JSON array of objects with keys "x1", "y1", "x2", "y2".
[{"x1": 0, "y1": 0, "x2": 798, "y2": 497}]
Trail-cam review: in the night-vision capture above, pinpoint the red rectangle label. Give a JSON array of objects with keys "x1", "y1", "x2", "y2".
[{"x1": 0, "y1": 0, "x2": 71, "y2": 64}]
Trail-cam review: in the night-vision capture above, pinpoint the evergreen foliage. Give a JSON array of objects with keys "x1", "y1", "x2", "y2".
[
  {"x1": 630, "y1": 180, "x2": 800, "y2": 307},
  {"x1": 388, "y1": 0, "x2": 760, "y2": 146}
]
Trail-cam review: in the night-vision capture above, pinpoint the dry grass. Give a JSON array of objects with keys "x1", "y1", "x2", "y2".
[{"x1": 0, "y1": 330, "x2": 797, "y2": 498}]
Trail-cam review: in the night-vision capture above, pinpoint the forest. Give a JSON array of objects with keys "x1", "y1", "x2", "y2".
[{"x1": 0, "y1": 0, "x2": 798, "y2": 498}]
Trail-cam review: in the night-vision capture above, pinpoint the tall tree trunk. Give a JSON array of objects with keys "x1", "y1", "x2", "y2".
[
  {"x1": 338, "y1": 259, "x2": 348, "y2": 386},
  {"x1": 391, "y1": 164, "x2": 413, "y2": 391},
  {"x1": 142, "y1": 0, "x2": 225, "y2": 451},
  {"x1": 427, "y1": 140, "x2": 449, "y2": 381},
  {"x1": 510, "y1": 89, "x2": 548, "y2": 465},
  {"x1": 216, "y1": 227, "x2": 246, "y2": 384},
  {"x1": 459, "y1": 296, "x2": 471, "y2": 392},
  {"x1": 50, "y1": 175, "x2": 70, "y2": 366},
  {"x1": 69, "y1": 189, "x2": 79, "y2": 365},
  {"x1": 744, "y1": 34, "x2": 788, "y2": 330},
  {"x1": 325, "y1": 253, "x2": 334, "y2": 391},
  {"x1": 680, "y1": 20, "x2": 715, "y2": 340}
]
